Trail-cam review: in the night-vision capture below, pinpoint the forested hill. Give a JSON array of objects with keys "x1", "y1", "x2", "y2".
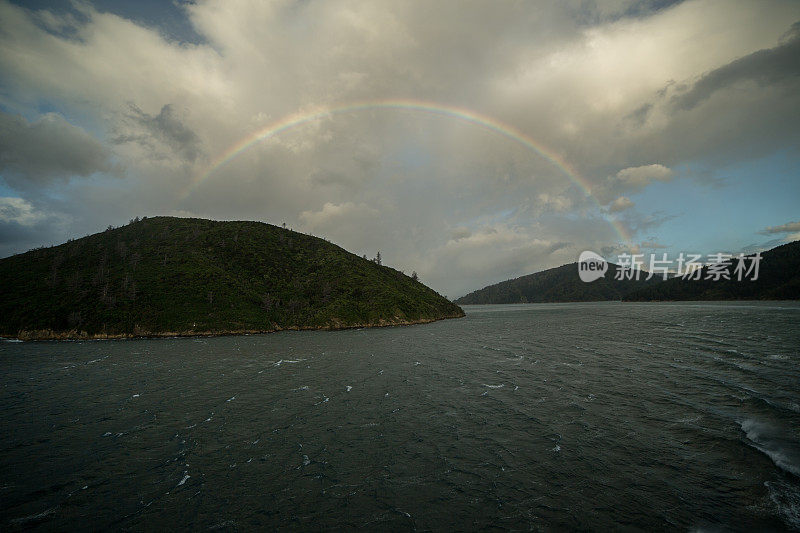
[
  {"x1": 456, "y1": 240, "x2": 800, "y2": 304},
  {"x1": 455, "y1": 263, "x2": 662, "y2": 304},
  {"x1": 624, "y1": 240, "x2": 800, "y2": 301},
  {"x1": 0, "y1": 217, "x2": 463, "y2": 339}
]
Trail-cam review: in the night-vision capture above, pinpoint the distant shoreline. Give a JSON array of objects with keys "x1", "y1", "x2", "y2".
[
  {"x1": 4, "y1": 313, "x2": 465, "y2": 342},
  {"x1": 458, "y1": 299, "x2": 800, "y2": 304}
]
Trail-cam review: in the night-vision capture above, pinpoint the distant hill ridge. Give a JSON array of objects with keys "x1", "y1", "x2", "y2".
[
  {"x1": 0, "y1": 216, "x2": 463, "y2": 340},
  {"x1": 456, "y1": 240, "x2": 800, "y2": 304},
  {"x1": 454, "y1": 262, "x2": 662, "y2": 304},
  {"x1": 624, "y1": 240, "x2": 800, "y2": 301}
]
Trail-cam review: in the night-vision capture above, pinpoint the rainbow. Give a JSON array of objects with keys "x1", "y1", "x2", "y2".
[{"x1": 184, "y1": 98, "x2": 631, "y2": 243}]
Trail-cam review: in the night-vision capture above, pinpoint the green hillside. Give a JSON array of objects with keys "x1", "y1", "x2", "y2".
[
  {"x1": 456, "y1": 240, "x2": 800, "y2": 305},
  {"x1": 0, "y1": 217, "x2": 463, "y2": 339},
  {"x1": 624, "y1": 240, "x2": 800, "y2": 301},
  {"x1": 455, "y1": 263, "x2": 662, "y2": 304}
]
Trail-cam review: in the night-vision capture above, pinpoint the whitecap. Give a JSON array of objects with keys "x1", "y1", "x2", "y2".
[
  {"x1": 10, "y1": 507, "x2": 57, "y2": 524},
  {"x1": 483, "y1": 384, "x2": 504, "y2": 389},
  {"x1": 740, "y1": 419, "x2": 800, "y2": 477},
  {"x1": 177, "y1": 473, "x2": 190, "y2": 486},
  {"x1": 274, "y1": 359, "x2": 304, "y2": 366},
  {"x1": 209, "y1": 520, "x2": 237, "y2": 530},
  {"x1": 765, "y1": 480, "x2": 800, "y2": 530}
]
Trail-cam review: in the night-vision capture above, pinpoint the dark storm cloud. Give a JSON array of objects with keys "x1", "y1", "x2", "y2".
[
  {"x1": 670, "y1": 23, "x2": 800, "y2": 111},
  {"x1": 0, "y1": 219, "x2": 45, "y2": 245},
  {"x1": 625, "y1": 103, "x2": 653, "y2": 126},
  {"x1": 545, "y1": 241, "x2": 572, "y2": 254},
  {"x1": 0, "y1": 110, "x2": 114, "y2": 185},
  {"x1": 573, "y1": 0, "x2": 686, "y2": 25},
  {"x1": 116, "y1": 104, "x2": 202, "y2": 163}
]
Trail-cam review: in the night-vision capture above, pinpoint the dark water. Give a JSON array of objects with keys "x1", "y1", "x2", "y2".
[{"x1": 1, "y1": 302, "x2": 799, "y2": 531}]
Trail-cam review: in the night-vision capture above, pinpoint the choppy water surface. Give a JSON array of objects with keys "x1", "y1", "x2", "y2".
[{"x1": 1, "y1": 302, "x2": 799, "y2": 531}]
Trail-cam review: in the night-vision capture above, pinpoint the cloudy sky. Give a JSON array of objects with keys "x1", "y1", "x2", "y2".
[{"x1": 0, "y1": 0, "x2": 798, "y2": 297}]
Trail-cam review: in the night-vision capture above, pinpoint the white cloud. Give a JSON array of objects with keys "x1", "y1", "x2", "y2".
[
  {"x1": 425, "y1": 224, "x2": 573, "y2": 295},
  {"x1": 0, "y1": 2, "x2": 228, "y2": 116},
  {"x1": 608, "y1": 196, "x2": 635, "y2": 212},
  {"x1": 299, "y1": 202, "x2": 379, "y2": 233},
  {"x1": 0, "y1": 197, "x2": 46, "y2": 226},
  {"x1": 759, "y1": 220, "x2": 800, "y2": 243},
  {"x1": 615, "y1": 164, "x2": 673, "y2": 187},
  {"x1": 760, "y1": 220, "x2": 800, "y2": 234},
  {"x1": 594, "y1": 164, "x2": 673, "y2": 203},
  {"x1": 536, "y1": 193, "x2": 574, "y2": 213}
]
